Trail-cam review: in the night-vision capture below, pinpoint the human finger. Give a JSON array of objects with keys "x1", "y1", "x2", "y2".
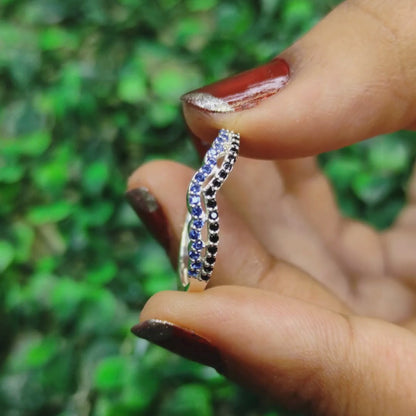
[
  {"x1": 182, "y1": 0, "x2": 416, "y2": 159},
  {"x1": 134, "y1": 286, "x2": 416, "y2": 415},
  {"x1": 126, "y1": 160, "x2": 347, "y2": 311}
]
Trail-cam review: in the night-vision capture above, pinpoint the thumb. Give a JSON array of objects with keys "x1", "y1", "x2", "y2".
[
  {"x1": 134, "y1": 286, "x2": 416, "y2": 415},
  {"x1": 182, "y1": 0, "x2": 416, "y2": 159}
]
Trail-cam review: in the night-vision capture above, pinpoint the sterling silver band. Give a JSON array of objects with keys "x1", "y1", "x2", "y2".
[{"x1": 178, "y1": 129, "x2": 240, "y2": 291}]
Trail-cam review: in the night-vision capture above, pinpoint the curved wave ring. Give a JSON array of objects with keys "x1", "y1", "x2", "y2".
[{"x1": 178, "y1": 129, "x2": 240, "y2": 290}]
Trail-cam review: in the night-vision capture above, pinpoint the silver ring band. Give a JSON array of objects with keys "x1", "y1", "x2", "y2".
[{"x1": 178, "y1": 129, "x2": 240, "y2": 290}]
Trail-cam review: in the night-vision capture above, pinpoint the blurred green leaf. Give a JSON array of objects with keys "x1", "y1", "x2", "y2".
[
  {"x1": 352, "y1": 173, "x2": 396, "y2": 205},
  {"x1": 0, "y1": 131, "x2": 51, "y2": 157},
  {"x1": 0, "y1": 240, "x2": 15, "y2": 272},
  {"x1": 83, "y1": 160, "x2": 110, "y2": 195},
  {"x1": 324, "y1": 157, "x2": 363, "y2": 190},
  {"x1": 186, "y1": 0, "x2": 218, "y2": 11},
  {"x1": 12, "y1": 221, "x2": 35, "y2": 263},
  {"x1": 94, "y1": 356, "x2": 128, "y2": 392},
  {"x1": 0, "y1": 160, "x2": 25, "y2": 183},
  {"x1": 368, "y1": 135, "x2": 411, "y2": 173},
  {"x1": 117, "y1": 74, "x2": 147, "y2": 104},
  {"x1": 283, "y1": 0, "x2": 314, "y2": 20},
  {"x1": 140, "y1": 244, "x2": 175, "y2": 296},
  {"x1": 21, "y1": 0, "x2": 70, "y2": 24},
  {"x1": 173, "y1": 17, "x2": 210, "y2": 50},
  {"x1": 79, "y1": 289, "x2": 123, "y2": 336},
  {"x1": 50, "y1": 277, "x2": 87, "y2": 322},
  {"x1": 25, "y1": 336, "x2": 59, "y2": 368},
  {"x1": 160, "y1": 384, "x2": 213, "y2": 416},
  {"x1": 33, "y1": 158, "x2": 69, "y2": 193},
  {"x1": 76, "y1": 201, "x2": 114, "y2": 227},
  {"x1": 216, "y1": 3, "x2": 254, "y2": 36},
  {"x1": 38, "y1": 26, "x2": 77, "y2": 51},
  {"x1": 151, "y1": 67, "x2": 194, "y2": 100},
  {"x1": 27, "y1": 201, "x2": 72, "y2": 224},
  {"x1": 148, "y1": 102, "x2": 179, "y2": 127},
  {"x1": 86, "y1": 261, "x2": 117, "y2": 285},
  {"x1": 20, "y1": 131, "x2": 51, "y2": 155}
]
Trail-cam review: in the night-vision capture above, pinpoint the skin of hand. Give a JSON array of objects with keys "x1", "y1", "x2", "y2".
[{"x1": 126, "y1": 0, "x2": 416, "y2": 415}]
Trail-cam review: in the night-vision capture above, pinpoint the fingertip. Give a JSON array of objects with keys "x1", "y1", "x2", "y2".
[{"x1": 182, "y1": 1, "x2": 416, "y2": 159}]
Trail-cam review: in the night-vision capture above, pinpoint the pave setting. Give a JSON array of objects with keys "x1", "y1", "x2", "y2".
[{"x1": 178, "y1": 129, "x2": 240, "y2": 290}]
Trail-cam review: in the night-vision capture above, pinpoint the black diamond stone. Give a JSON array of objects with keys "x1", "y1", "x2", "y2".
[
  {"x1": 209, "y1": 233, "x2": 219, "y2": 243},
  {"x1": 206, "y1": 256, "x2": 216, "y2": 265},
  {"x1": 205, "y1": 187, "x2": 215, "y2": 197},
  {"x1": 223, "y1": 162, "x2": 231, "y2": 171},
  {"x1": 207, "y1": 199, "x2": 216, "y2": 208},
  {"x1": 204, "y1": 264, "x2": 214, "y2": 272},
  {"x1": 213, "y1": 179, "x2": 221, "y2": 188},
  {"x1": 209, "y1": 222, "x2": 219, "y2": 232},
  {"x1": 219, "y1": 170, "x2": 227, "y2": 179},
  {"x1": 207, "y1": 245, "x2": 218, "y2": 254},
  {"x1": 201, "y1": 272, "x2": 210, "y2": 281},
  {"x1": 231, "y1": 145, "x2": 239, "y2": 153},
  {"x1": 228, "y1": 155, "x2": 236, "y2": 163}
]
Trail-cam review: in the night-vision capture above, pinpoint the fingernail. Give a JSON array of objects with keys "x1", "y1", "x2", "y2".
[
  {"x1": 131, "y1": 319, "x2": 226, "y2": 373},
  {"x1": 181, "y1": 57, "x2": 289, "y2": 113},
  {"x1": 126, "y1": 187, "x2": 170, "y2": 251}
]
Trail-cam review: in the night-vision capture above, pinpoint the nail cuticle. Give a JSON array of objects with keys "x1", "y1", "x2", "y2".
[{"x1": 131, "y1": 319, "x2": 226, "y2": 374}]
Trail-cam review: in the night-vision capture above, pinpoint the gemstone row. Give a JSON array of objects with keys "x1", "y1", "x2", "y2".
[
  {"x1": 201, "y1": 133, "x2": 240, "y2": 280},
  {"x1": 185, "y1": 129, "x2": 240, "y2": 281}
]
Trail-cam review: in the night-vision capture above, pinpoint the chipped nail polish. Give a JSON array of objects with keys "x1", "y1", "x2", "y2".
[{"x1": 181, "y1": 58, "x2": 290, "y2": 113}]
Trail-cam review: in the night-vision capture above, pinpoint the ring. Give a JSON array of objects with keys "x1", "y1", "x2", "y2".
[{"x1": 178, "y1": 129, "x2": 240, "y2": 291}]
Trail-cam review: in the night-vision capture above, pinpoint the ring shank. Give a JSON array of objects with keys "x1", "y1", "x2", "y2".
[{"x1": 177, "y1": 129, "x2": 239, "y2": 291}]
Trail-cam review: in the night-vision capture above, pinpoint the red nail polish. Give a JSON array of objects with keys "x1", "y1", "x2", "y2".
[
  {"x1": 181, "y1": 58, "x2": 289, "y2": 113},
  {"x1": 126, "y1": 187, "x2": 171, "y2": 252},
  {"x1": 131, "y1": 319, "x2": 226, "y2": 373}
]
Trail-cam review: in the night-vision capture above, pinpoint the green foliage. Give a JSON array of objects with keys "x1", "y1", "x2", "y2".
[
  {"x1": 0, "y1": 1, "x2": 414, "y2": 416},
  {"x1": 0, "y1": 240, "x2": 15, "y2": 272},
  {"x1": 320, "y1": 132, "x2": 416, "y2": 229}
]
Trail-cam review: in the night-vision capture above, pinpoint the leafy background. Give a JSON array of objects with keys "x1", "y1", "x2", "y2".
[{"x1": 0, "y1": 0, "x2": 415, "y2": 415}]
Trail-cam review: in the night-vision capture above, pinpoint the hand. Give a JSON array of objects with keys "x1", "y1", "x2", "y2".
[{"x1": 127, "y1": 1, "x2": 416, "y2": 414}]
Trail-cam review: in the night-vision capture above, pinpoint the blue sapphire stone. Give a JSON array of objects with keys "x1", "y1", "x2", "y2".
[
  {"x1": 188, "y1": 194, "x2": 200, "y2": 205},
  {"x1": 189, "y1": 229, "x2": 199, "y2": 240},
  {"x1": 192, "y1": 240, "x2": 204, "y2": 250},
  {"x1": 207, "y1": 149, "x2": 219, "y2": 159},
  {"x1": 218, "y1": 133, "x2": 228, "y2": 142},
  {"x1": 189, "y1": 250, "x2": 199, "y2": 260},
  {"x1": 214, "y1": 142, "x2": 224, "y2": 152},
  {"x1": 190, "y1": 183, "x2": 201, "y2": 193},
  {"x1": 191, "y1": 261, "x2": 202, "y2": 270},
  {"x1": 193, "y1": 219, "x2": 204, "y2": 229},
  {"x1": 195, "y1": 172, "x2": 205, "y2": 182},
  {"x1": 202, "y1": 164, "x2": 212, "y2": 174},
  {"x1": 191, "y1": 206, "x2": 202, "y2": 217},
  {"x1": 188, "y1": 269, "x2": 198, "y2": 277}
]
